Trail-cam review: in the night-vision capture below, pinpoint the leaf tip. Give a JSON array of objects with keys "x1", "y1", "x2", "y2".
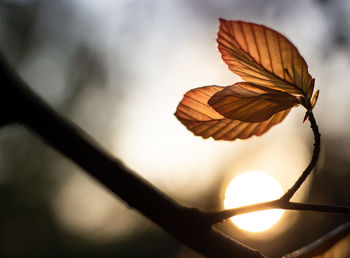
[{"x1": 311, "y1": 89, "x2": 319, "y2": 109}]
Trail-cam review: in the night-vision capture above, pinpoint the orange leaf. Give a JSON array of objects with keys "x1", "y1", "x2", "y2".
[
  {"x1": 175, "y1": 86, "x2": 291, "y2": 140},
  {"x1": 218, "y1": 19, "x2": 314, "y2": 101},
  {"x1": 175, "y1": 19, "x2": 318, "y2": 141},
  {"x1": 208, "y1": 82, "x2": 298, "y2": 123},
  {"x1": 303, "y1": 89, "x2": 320, "y2": 122},
  {"x1": 311, "y1": 89, "x2": 319, "y2": 109}
]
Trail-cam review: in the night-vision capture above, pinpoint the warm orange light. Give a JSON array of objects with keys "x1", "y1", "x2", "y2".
[{"x1": 224, "y1": 171, "x2": 284, "y2": 232}]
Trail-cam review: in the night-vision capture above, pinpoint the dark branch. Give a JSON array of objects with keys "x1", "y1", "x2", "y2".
[
  {"x1": 280, "y1": 202, "x2": 350, "y2": 214},
  {"x1": 0, "y1": 55, "x2": 265, "y2": 257},
  {"x1": 206, "y1": 200, "x2": 281, "y2": 223},
  {"x1": 206, "y1": 200, "x2": 350, "y2": 224}
]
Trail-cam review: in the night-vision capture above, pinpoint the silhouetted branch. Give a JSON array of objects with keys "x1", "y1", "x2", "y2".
[
  {"x1": 283, "y1": 221, "x2": 350, "y2": 258},
  {"x1": 0, "y1": 55, "x2": 265, "y2": 257},
  {"x1": 207, "y1": 200, "x2": 350, "y2": 224},
  {"x1": 280, "y1": 202, "x2": 350, "y2": 214}
]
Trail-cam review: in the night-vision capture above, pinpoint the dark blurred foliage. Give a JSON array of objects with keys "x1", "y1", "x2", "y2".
[
  {"x1": 0, "y1": 0, "x2": 41, "y2": 63},
  {"x1": 0, "y1": 1, "x2": 349, "y2": 258}
]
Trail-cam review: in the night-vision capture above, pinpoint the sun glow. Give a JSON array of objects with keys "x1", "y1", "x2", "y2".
[{"x1": 224, "y1": 171, "x2": 284, "y2": 232}]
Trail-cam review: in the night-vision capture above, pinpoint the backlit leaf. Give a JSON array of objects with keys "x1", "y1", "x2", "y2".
[
  {"x1": 217, "y1": 19, "x2": 314, "y2": 101},
  {"x1": 175, "y1": 19, "x2": 318, "y2": 141},
  {"x1": 311, "y1": 89, "x2": 319, "y2": 109},
  {"x1": 208, "y1": 82, "x2": 298, "y2": 123},
  {"x1": 175, "y1": 86, "x2": 291, "y2": 140}
]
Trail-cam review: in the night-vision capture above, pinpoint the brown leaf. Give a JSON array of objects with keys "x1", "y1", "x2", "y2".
[
  {"x1": 175, "y1": 86, "x2": 291, "y2": 140},
  {"x1": 208, "y1": 82, "x2": 298, "y2": 123},
  {"x1": 217, "y1": 19, "x2": 314, "y2": 101},
  {"x1": 175, "y1": 19, "x2": 318, "y2": 141}
]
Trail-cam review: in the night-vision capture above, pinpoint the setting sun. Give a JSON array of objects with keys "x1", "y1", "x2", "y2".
[{"x1": 224, "y1": 171, "x2": 284, "y2": 232}]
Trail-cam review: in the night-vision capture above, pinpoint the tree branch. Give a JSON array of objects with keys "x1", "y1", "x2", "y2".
[{"x1": 0, "y1": 55, "x2": 265, "y2": 257}]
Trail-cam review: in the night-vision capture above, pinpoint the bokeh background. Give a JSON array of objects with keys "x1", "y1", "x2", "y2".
[{"x1": 0, "y1": 0, "x2": 349, "y2": 257}]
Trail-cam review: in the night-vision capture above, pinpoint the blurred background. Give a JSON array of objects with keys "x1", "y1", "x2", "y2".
[{"x1": 0, "y1": 0, "x2": 349, "y2": 257}]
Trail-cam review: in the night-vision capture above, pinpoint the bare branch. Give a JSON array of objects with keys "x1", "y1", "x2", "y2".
[
  {"x1": 280, "y1": 202, "x2": 350, "y2": 214},
  {"x1": 0, "y1": 54, "x2": 265, "y2": 257}
]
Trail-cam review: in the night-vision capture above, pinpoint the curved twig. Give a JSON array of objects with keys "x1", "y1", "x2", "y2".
[
  {"x1": 281, "y1": 111, "x2": 321, "y2": 201},
  {"x1": 206, "y1": 109, "x2": 324, "y2": 224}
]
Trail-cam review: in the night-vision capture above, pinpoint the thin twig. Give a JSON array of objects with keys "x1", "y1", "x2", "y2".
[
  {"x1": 206, "y1": 200, "x2": 350, "y2": 224},
  {"x1": 206, "y1": 109, "x2": 323, "y2": 224},
  {"x1": 207, "y1": 200, "x2": 281, "y2": 223},
  {"x1": 281, "y1": 111, "x2": 321, "y2": 201},
  {"x1": 280, "y1": 202, "x2": 350, "y2": 214}
]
